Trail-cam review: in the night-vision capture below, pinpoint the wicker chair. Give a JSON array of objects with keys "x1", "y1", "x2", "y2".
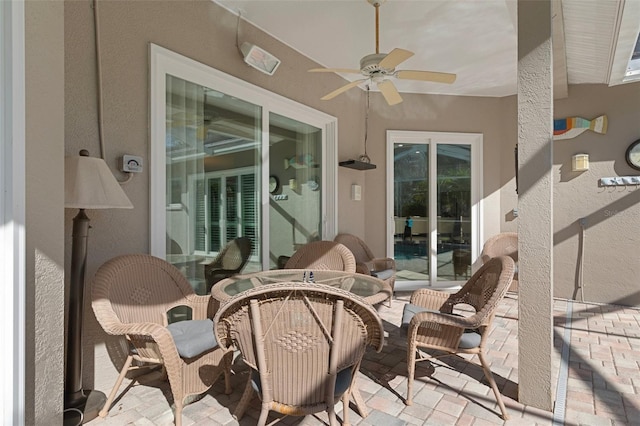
[
  {"x1": 214, "y1": 282, "x2": 384, "y2": 426},
  {"x1": 334, "y1": 233, "x2": 396, "y2": 306},
  {"x1": 284, "y1": 240, "x2": 356, "y2": 272},
  {"x1": 402, "y1": 256, "x2": 515, "y2": 420},
  {"x1": 480, "y1": 232, "x2": 518, "y2": 291},
  {"x1": 204, "y1": 236, "x2": 252, "y2": 294},
  {"x1": 91, "y1": 254, "x2": 233, "y2": 426}
]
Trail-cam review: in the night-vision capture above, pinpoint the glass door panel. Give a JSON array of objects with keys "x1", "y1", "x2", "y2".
[
  {"x1": 165, "y1": 75, "x2": 261, "y2": 293},
  {"x1": 436, "y1": 144, "x2": 472, "y2": 281},
  {"x1": 268, "y1": 112, "x2": 322, "y2": 269},
  {"x1": 393, "y1": 143, "x2": 429, "y2": 281},
  {"x1": 153, "y1": 46, "x2": 338, "y2": 293}
]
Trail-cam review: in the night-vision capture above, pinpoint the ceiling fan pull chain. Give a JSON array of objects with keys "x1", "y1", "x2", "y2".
[{"x1": 359, "y1": 87, "x2": 372, "y2": 164}]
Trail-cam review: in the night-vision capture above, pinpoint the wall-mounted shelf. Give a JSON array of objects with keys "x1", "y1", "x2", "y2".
[{"x1": 339, "y1": 160, "x2": 377, "y2": 170}]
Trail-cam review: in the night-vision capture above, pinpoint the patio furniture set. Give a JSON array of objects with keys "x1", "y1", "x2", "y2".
[{"x1": 90, "y1": 233, "x2": 517, "y2": 425}]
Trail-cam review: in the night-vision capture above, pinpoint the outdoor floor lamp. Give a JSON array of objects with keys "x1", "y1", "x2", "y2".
[{"x1": 64, "y1": 149, "x2": 133, "y2": 425}]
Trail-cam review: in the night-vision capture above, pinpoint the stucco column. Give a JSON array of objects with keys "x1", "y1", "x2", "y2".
[
  {"x1": 517, "y1": 0, "x2": 554, "y2": 411},
  {"x1": 25, "y1": 0, "x2": 66, "y2": 424}
]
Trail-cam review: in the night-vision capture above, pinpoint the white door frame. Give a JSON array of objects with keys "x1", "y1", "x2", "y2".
[
  {"x1": 1, "y1": 0, "x2": 26, "y2": 423},
  {"x1": 386, "y1": 130, "x2": 483, "y2": 291},
  {"x1": 150, "y1": 44, "x2": 338, "y2": 270}
]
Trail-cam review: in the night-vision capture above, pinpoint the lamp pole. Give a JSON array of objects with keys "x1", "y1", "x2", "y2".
[
  {"x1": 63, "y1": 150, "x2": 111, "y2": 425},
  {"x1": 65, "y1": 208, "x2": 90, "y2": 408}
]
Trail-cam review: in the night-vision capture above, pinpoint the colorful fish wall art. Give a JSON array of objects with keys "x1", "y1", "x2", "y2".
[{"x1": 553, "y1": 115, "x2": 608, "y2": 140}]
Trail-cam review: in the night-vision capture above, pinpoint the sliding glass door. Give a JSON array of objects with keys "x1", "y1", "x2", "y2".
[
  {"x1": 387, "y1": 131, "x2": 482, "y2": 290},
  {"x1": 151, "y1": 45, "x2": 337, "y2": 293}
]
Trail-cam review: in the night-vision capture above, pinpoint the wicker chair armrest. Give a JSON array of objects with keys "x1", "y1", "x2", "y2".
[
  {"x1": 99, "y1": 321, "x2": 165, "y2": 338},
  {"x1": 107, "y1": 322, "x2": 184, "y2": 375},
  {"x1": 185, "y1": 294, "x2": 217, "y2": 319},
  {"x1": 408, "y1": 312, "x2": 468, "y2": 349},
  {"x1": 409, "y1": 288, "x2": 452, "y2": 311},
  {"x1": 411, "y1": 311, "x2": 480, "y2": 331},
  {"x1": 370, "y1": 258, "x2": 396, "y2": 272}
]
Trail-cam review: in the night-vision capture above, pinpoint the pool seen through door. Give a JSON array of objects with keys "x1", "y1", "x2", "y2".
[{"x1": 387, "y1": 131, "x2": 481, "y2": 290}]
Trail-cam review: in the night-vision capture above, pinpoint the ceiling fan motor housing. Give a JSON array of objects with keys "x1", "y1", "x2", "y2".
[
  {"x1": 309, "y1": 0, "x2": 456, "y2": 105},
  {"x1": 360, "y1": 53, "x2": 394, "y2": 76}
]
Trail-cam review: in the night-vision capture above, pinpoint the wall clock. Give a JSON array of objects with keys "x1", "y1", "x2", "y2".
[
  {"x1": 625, "y1": 139, "x2": 640, "y2": 171},
  {"x1": 269, "y1": 175, "x2": 279, "y2": 194}
]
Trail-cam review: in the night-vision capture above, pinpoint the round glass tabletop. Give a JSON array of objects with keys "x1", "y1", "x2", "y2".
[{"x1": 212, "y1": 269, "x2": 391, "y2": 305}]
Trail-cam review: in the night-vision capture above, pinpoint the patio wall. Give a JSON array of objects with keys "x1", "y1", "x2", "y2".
[
  {"x1": 360, "y1": 92, "x2": 508, "y2": 258},
  {"x1": 62, "y1": 0, "x2": 640, "y2": 408},
  {"x1": 497, "y1": 84, "x2": 640, "y2": 307},
  {"x1": 551, "y1": 83, "x2": 640, "y2": 306}
]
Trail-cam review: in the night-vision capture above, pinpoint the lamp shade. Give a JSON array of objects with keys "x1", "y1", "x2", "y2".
[{"x1": 65, "y1": 153, "x2": 133, "y2": 209}]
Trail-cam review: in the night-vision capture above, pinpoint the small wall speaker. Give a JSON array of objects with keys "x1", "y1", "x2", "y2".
[{"x1": 240, "y1": 42, "x2": 281, "y2": 76}]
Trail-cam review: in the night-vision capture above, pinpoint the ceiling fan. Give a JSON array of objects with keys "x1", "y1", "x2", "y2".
[{"x1": 309, "y1": 0, "x2": 456, "y2": 106}]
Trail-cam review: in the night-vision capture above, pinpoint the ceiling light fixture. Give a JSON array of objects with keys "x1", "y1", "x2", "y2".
[{"x1": 240, "y1": 42, "x2": 281, "y2": 76}]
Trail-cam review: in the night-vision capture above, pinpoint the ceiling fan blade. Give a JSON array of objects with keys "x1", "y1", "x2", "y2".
[
  {"x1": 396, "y1": 70, "x2": 457, "y2": 84},
  {"x1": 308, "y1": 68, "x2": 363, "y2": 74},
  {"x1": 378, "y1": 80, "x2": 403, "y2": 106},
  {"x1": 321, "y1": 79, "x2": 368, "y2": 101},
  {"x1": 379, "y1": 48, "x2": 414, "y2": 69}
]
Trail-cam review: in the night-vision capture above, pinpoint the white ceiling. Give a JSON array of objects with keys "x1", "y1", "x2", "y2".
[{"x1": 215, "y1": 0, "x2": 640, "y2": 99}]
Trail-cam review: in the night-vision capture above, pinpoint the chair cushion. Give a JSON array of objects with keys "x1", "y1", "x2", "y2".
[
  {"x1": 371, "y1": 269, "x2": 394, "y2": 281},
  {"x1": 250, "y1": 367, "x2": 352, "y2": 398},
  {"x1": 401, "y1": 303, "x2": 481, "y2": 349},
  {"x1": 167, "y1": 319, "x2": 218, "y2": 358}
]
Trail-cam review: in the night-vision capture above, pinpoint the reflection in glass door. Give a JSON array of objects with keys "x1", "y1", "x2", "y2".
[
  {"x1": 393, "y1": 143, "x2": 430, "y2": 281},
  {"x1": 436, "y1": 144, "x2": 472, "y2": 282},
  {"x1": 387, "y1": 131, "x2": 481, "y2": 290},
  {"x1": 165, "y1": 76, "x2": 261, "y2": 294},
  {"x1": 268, "y1": 112, "x2": 322, "y2": 269}
]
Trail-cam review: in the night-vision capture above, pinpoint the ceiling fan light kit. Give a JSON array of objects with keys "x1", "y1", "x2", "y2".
[{"x1": 309, "y1": 0, "x2": 457, "y2": 106}]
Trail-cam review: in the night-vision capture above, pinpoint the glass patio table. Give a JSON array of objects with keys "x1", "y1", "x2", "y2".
[{"x1": 211, "y1": 269, "x2": 392, "y2": 306}]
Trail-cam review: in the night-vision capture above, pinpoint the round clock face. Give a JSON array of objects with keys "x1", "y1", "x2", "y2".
[
  {"x1": 626, "y1": 139, "x2": 640, "y2": 171},
  {"x1": 269, "y1": 176, "x2": 279, "y2": 194}
]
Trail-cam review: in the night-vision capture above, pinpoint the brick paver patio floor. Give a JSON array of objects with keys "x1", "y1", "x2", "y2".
[{"x1": 86, "y1": 292, "x2": 640, "y2": 425}]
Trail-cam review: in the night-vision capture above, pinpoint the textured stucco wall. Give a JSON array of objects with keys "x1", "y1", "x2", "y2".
[
  {"x1": 553, "y1": 83, "x2": 640, "y2": 306},
  {"x1": 25, "y1": 0, "x2": 65, "y2": 423}
]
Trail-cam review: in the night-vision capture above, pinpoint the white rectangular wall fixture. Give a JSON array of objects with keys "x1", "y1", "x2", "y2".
[
  {"x1": 599, "y1": 176, "x2": 640, "y2": 186},
  {"x1": 351, "y1": 184, "x2": 361, "y2": 201}
]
